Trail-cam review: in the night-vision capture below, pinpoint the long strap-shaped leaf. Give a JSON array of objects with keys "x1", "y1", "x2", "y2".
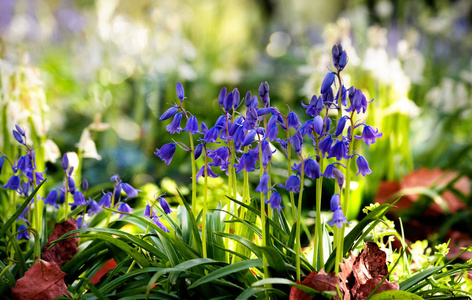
[
  {"x1": 188, "y1": 258, "x2": 263, "y2": 289},
  {"x1": 0, "y1": 179, "x2": 46, "y2": 237}
]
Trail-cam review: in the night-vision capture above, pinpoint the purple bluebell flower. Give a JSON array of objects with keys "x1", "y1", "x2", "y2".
[
  {"x1": 3, "y1": 175, "x2": 21, "y2": 192},
  {"x1": 257, "y1": 107, "x2": 273, "y2": 116},
  {"x1": 99, "y1": 192, "x2": 112, "y2": 208},
  {"x1": 144, "y1": 202, "x2": 154, "y2": 218},
  {"x1": 223, "y1": 91, "x2": 234, "y2": 112},
  {"x1": 276, "y1": 138, "x2": 287, "y2": 151},
  {"x1": 324, "y1": 164, "x2": 336, "y2": 178},
  {"x1": 345, "y1": 87, "x2": 369, "y2": 114},
  {"x1": 302, "y1": 95, "x2": 323, "y2": 117},
  {"x1": 218, "y1": 87, "x2": 227, "y2": 109},
  {"x1": 17, "y1": 224, "x2": 29, "y2": 240},
  {"x1": 357, "y1": 125, "x2": 383, "y2": 146},
  {"x1": 261, "y1": 140, "x2": 273, "y2": 166},
  {"x1": 68, "y1": 166, "x2": 74, "y2": 177},
  {"x1": 232, "y1": 88, "x2": 240, "y2": 109},
  {"x1": 196, "y1": 165, "x2": 220, "y2": 181},
  {"x1": 233, "y1": 126, "x2": 245, "y2": 150},
  {"x1": 114, "y1": 183, "x2": 122, "y2": 201},
  {"x1": 289, "y1": 131, "x2": 303, "y2": 153},
  {"x1": 258, "y1": 81, "x2": 270, "y2": 106},
  {"x1": 245, "y1": 107, "x2": 258, "y2": 129},
  {"x1": 330, "y1": 194, "x2": 340, "y2": 212},
  {"x1": 59, "y1": 188, "x2": 65, "y2": 204},
  {"x1": 17, "y1": 207, "x2": 28, "y2": 222},
  {"x1": 334, "y1": 116, "x2": 348, "y2": 136},
  {"x1": 15, "y1": 125, "x2": 25, "y2": 136},
  {"x1": 68, "y1": 176, "x2": 76, "y2": 194},
  {"x1": 62, "y1": 153, "x2": 69, "y2": 171},
  {"x1": 318, "y1": 135, "x2": 333, "y2": 157},
  {"x1": 327, "y1": 207, "x2": 348, "y2": 228},
  {"x1": 322, "y1": 88, "x2": 335, "y2": 107},
  {"x1": 15, "y1": 156, "x2": 28, "y2": 173},
  {"x1": 242, "y1": 130, "x2": 256, "y2": 147},
  {"x1": 44, "y1": 190, "x2": 59, "y2": 208},
  {"x1": 110, "y1": 174, "x2": 120, "y2": 182},
  {"x1": 176, "y1": 82, "x2": 185, "y2": 101},
  {"x1": 194, "y1": 143, "x2": 203, "y2": 159},
  {"x1": 159, "y1": 197, "x2": 172, "y2": 214},
  {"x1": 332, "y1": 44, "x2": 347, "y2": 71},
  {"x1": 265, "y1": 191, "x2": 284, "y2": 211},
  {"x1": 265, "y1": 125, "x2": 278, "y2": 141},
  {"x1": 184, "y1": 115, "x2": 199, "y2": 134},
  {"x1": 255, "y1": 172, "x2": 270, "y2": 194},
  {"x1": 201, "y1": 122, "x2": 208, "y2": 134},
  {"x1": 229, "y1": 117, "x2": 243, "y2": 136},
  {"x1": 244, "y1": 91, "x2": 252, "y2": 107},
  {"x1": 287, "y1": 111, "x2": 301, "y2": 130},
  {"x1": 166, "y1": 113, "x2": 183, "y2": 134},
  {"x1": 77, "y1": 216, "x2": 89, "y2": 229},
  {"x1": 121, "y1": 183, "x2": 141, "y2": 199},
  {"x1": 335, "y1": 86, "x2": 348, "y2": 107},
  {"x1": 204, "y1": 126, "x2": 220, "y2": 143},
  {"x1": 235, "y1": 149, "x2": 259, "y2": 173},
  {"x1": 356, "y1": 155, "x2": 372, "y2": 176},
  {"x1": 159, "y1": 107, "x2": 179, "y2": 121},
  {"x1": 152, "y1": 216, "x2": 170, "y2": 232},
  {"x1": 87, "y1": 200, "x2": 102, "y2": 216},
  {"x1": 313, "y1": 115, "x2": 324, "y2": 136},
  {"x1": 328, "y1": 140, "x2": 349, "y2": 161},
  {"x1": 71, "y1": 191, "x2": 87, "y2": 207},
  {"x1": 321, "y1": 72, "x2": 336, "y2": 95},
  {"x1": 154, "y1": 143, "x2": 176, "y2": 165},
  {"x1": 82, "y1": 179, "x2": 89, "y2": 192},
  {"x1": 13, "y1": 130, "x2": 24, "y2": 144},
  {"x1": 116, "y1": 202, "x2": 133, "y2": 218},
  {"x1": 279, "y1": 175, "x2": 301, "y2": 193},
  {"x1": 0, "y1": 156, "x2": 4, "y2": 175},
  {"x1": 214, "y1": 115, "x2": 226, "y2": 129},
  {"x1": 304, "y1": 159, "x2": 321, "y2": 180}
]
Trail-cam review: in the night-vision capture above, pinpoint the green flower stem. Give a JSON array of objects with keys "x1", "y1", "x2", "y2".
[
  {"x1": 225, "y1": 140, "x2": 235, "y2": 263},
  {"x1": 340, "y1": 111, "x2": 355, "y2": 264},
  {"x1": 257, "y1": 135, "x2": 270, "y2": 296},
  {"x1": 29, "y1": 148, "x2": 41, "y2": 234},
  {"x1": 188, "y1": 132, "x2": 197, "y2": 210},
  {"x1": 286, "y1": 140, "x2": 296, "y2": 221},
  {"x1": 202, "y1": 149, "x2": 209, "y2": 259},
  {"x1": 296, "y1": 156, "x2": 305, "y2": 282},
  {"x1": 312, "y1": 132, "x2": 324, "y2": 270},
  {"x1": 105, "y1": 182, "x2": 118, "y2": 228}
]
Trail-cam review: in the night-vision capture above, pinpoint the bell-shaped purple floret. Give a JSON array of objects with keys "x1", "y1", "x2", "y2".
[
  {"x1": 194, "y1": 143, "x2": 203, "y2": 159},
  {"x1": 305, "y1": 159, "x2": 321, "y2": 180},
  {"x1": 264, "y1": 191, "x2": 284, "y2": 211},
  {"x1": 154, "y1": 143, "x2": 176, "y2": 165},
  {"x1": 121, "y1": 183, "x2": 141, "y2": 199},
  {"x1": 176, "y1": 82, "x2": 185, "y2": 101},
  {"x1": 242, "y1": 130, "x2": 256, "y2": 147},
  {"x1": 44, "y1": 190, "x2": 59, "y2": 208},
  {"x1": 321, "y1": 72, "x2": 336, "y2": 95},
  {"x1": 327, "y1": 140, "x2": 349, "y2": 161},
  {"x1": 330, "y1": 194, "x2": 340, "y2": 212},
  {"x1": 17, "y1": 224, "x2": 30, "y2": 240},
  {"x1": 13, "y1": 130, "x2": 24, "y2": 144},
  {"x1": 152, "y1": 216, "x2": 170, "y2": 232},
  {"x1": 184, "y1": 115, "x2": 199, "y2": 134},
  {"x1": 356, "y1": 155, "x2": 372, "y2": 176},
  {"x1": 287, "y1": 111, "x2": 301, "y2": 130},
  {"x1": 358, "y1": 125, "x2": 383, "y2": 147},
  {"x1": 62, "y1": 153, "x2": 69, "y2": 171},
  {"x1": 255, "y1": 172, "x2": 270, "y2": 194},
  {"x1": 99, "y1": 192, "x2": 112, "y2": 208},
  {"x1": 87, "y1": 200, "x2": 102, "y2": 216},
  {"x1": 278, "y1": 175, "x2": 300, "y2": 193},
  {"x1": 196, "y1": 165, "x2": 220, "y2": 181},
  {"x1": 159, "y1": 107, "x2": 178, "y2": 121},
  {"x1": 71, "y1": 191, "x2": 87, "y2": 207},
  {"x1": 166, "y1": 113, "x2": 183, "y2": 134},
  {"x1": 327, "y1": 207, "x2": 348, "y2": 228},
  {"x1": 116, "y1": 202, "x2": 133, "y2": 218},
  {"x1": 313, "y1": 115, "x2": 323, "y2": 136},
  {"x1": 3, "y1": 175, "x2": 21, "y2": 192},
  {"x1": 159, "y1": 197, "x2": 172, "y2": 214},
  {"x1": 334, "y1": 116, "x2": 348, "y2": 136}
]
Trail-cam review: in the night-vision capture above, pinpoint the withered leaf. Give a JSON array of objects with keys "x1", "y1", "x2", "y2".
[
  {"x1": 12, "y1": 260, "x2": 69, "y2": 300},
  {"x1": 289, "y1": 269, "x2": 350, "y2": 300},
  {"x1": 42, "y1": 218, "x2": 79, "y2": 268},
  {"x1": 354, "y1": 278, "x2": 399, "y2": 299}
]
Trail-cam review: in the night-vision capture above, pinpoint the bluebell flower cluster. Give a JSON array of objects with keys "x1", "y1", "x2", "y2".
[{"x1": 154, "y1": 43, "x2": 382, "y2": 234}]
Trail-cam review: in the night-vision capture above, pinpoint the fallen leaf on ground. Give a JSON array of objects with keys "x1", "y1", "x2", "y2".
[{"x1": 42, "y1": 218, "x2": 79, "y2": 268}]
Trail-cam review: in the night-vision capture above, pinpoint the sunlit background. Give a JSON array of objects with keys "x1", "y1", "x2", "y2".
[{"x1": 1, "y1": 0, "x2": 471, "y2": 231}]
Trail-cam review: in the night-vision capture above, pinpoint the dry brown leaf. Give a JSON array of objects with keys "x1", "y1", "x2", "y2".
[
  {"x1": 12, "y1": 260, "x2": 69, "y2": 300},
  {"x1": 42, "y1": 218, "x2": 79, "y2": 268}
]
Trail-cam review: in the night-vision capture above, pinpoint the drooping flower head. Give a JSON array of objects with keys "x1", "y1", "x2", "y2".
[
  {"x1": 278, "y1": 175, "x2": 301, "y2": 193},
  {"x1": 44, "y1": 190, "x2": 59, "y2": 208},
  {"x1": 255, "y1": 172, "x2": 270, "y2": 194},
  {"x1": 154, "y1": 143, "x2": 176, "y2": 165},
  {"x1": 159, "y1": 197, "x2": 172, "y2": 214},
  {"x1": 357, "y1": 125, "x2": 383, "y2": 147},
  {"x1": 356, "y1": 155, "x2": 372, "y2": 176},
  {"x1": 121, "y1": 183, "x2": 141, "y2": 199},
  {"x1": 159, "y1": 107, "x2": 178, "y2": 121},
  {"x1": 176, "y1": 82, "x2": 185, "y2": 102},
  {"x1": 330, "y1": 194, "x2": 340, "y2": 212},
  {"x1": 152, "y1": 216, "x2": 170, "y2": 232},
  {"x1": 327, "y1": 207, "x2": 348, "y2": 228},
  {"x1": 265, "y1": 191, "x2": 284, "y2": 211},
  {"x1": 17, "y1": 224, "x2": 29, "y2": 240},
  {"x1": 321, "y1": 72, "x2": 336, "y2": 95},
  {"x1": 166, "y1": 112, "x2": 183, "y2": 134},
  {"x1": 116, "y1": 202, "x2": 133, "y2": 218}
]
